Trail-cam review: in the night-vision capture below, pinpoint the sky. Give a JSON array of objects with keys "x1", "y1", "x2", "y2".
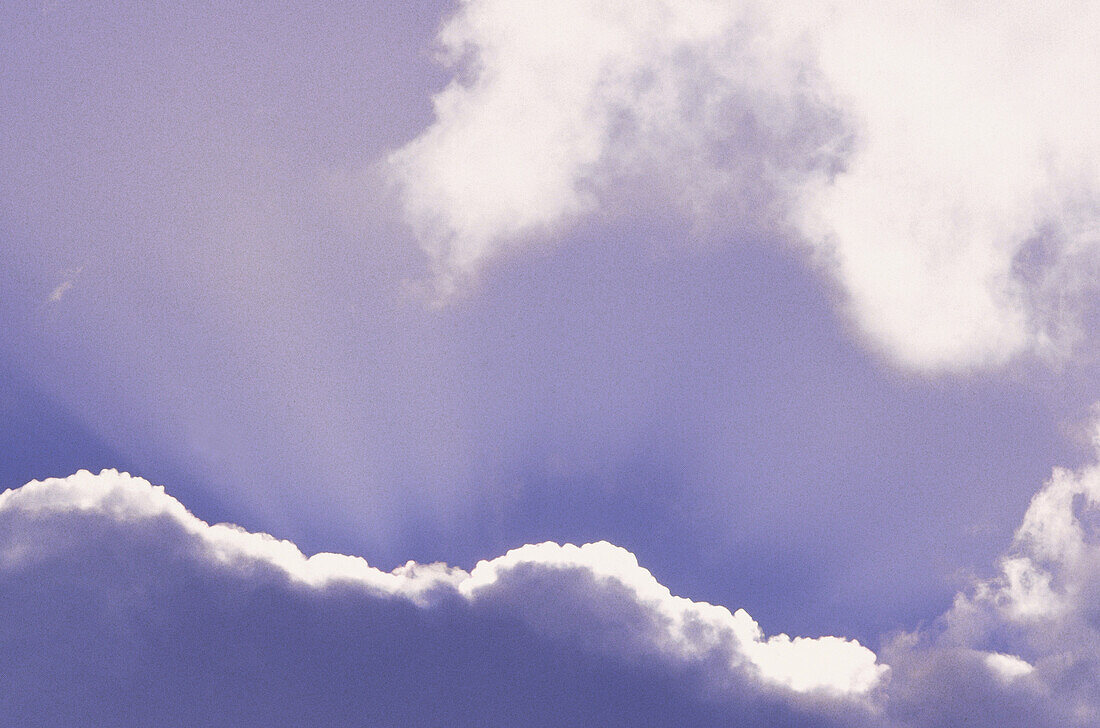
[{"x1": 2, "y1": 1, "x2": 1100, "y2": 725}]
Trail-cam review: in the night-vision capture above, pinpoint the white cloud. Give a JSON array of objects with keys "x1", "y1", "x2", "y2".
[
  {"x1": 461, "y1": 540, "x2": 884, "y2": 695},
  {"x1": 0, "y1": 470, "x2": 883, "y2": 703},
  {"x1": 799, "y1": 1, "x2": 1100, "y2": 370},
  {"x1": 47, "y1": 267, "x2": 81, "y2": 303},
  {"x1": 387, "y1": 0, "x2": 828, "y2": 285},
  {"x1": 956, "y1": 457, "x2": 1100, "y2": 624},
  {"x1": 933, "y1": 437, "x2": 1100, "y2": 724},
  {"x1": 7, "y1": 458, "x2": 1100, "y2": 723},
  {"x1": 983, "y1": 652, "x2": 1035, "y2": 683},
  {"x1": 0, "y1": 469, "x2": 466, "y2": 601},
  {"x1": 388, "y1": 0, "x2": 1100, "y2": 370}
]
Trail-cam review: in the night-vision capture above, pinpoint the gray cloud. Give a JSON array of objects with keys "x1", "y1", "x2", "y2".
[
  {"x1": 0, "y1": 470, "x2": 876, "y2": 727},
  {"x1": 7, "y1": 458, "x2": 1100, "y2": 726}
]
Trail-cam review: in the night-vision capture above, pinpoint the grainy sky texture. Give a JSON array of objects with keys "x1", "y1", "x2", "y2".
[{"x1": 2, "y1": 1, "x2": 1100, "y2": 725}]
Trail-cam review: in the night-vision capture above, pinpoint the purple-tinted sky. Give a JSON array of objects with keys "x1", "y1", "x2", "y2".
[{"x1": 3, "y1": 2, "x2": 1100, "y2": 725}]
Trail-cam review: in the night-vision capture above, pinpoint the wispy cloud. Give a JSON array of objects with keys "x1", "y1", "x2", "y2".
[{"x1": 47, "y1": 267, "x2": 82, "y2": 303}]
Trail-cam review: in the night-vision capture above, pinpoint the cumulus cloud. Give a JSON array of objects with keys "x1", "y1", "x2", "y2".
[
  {"x1": 388, "y1": 0, "x2": 1100, "y2": 370},
  {"x1": 933, "y1": 447, "x2": 1100, "y2": 725},
  {"x1": 818, "y1": 426, "x2": 1100, "y2": 727},
  {"x1": 462, "y1": 540, "x2": 883, "y2": 695},
  {"x1": 0, "y1": 469, "x2": 881, "y2": 726},
  {"x1": 10, "y1": 460, "x2": 1100, "y2": 725},
  {"x1": 388, "y1": 0, "x2": 830, "y2": 282}
]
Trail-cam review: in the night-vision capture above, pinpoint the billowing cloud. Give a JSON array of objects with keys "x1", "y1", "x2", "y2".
[
  {"x1": 0, "y1": 469, "x2": 881, "y2": 726},
  {"x1": 8, "y1": 458, "x2": 1100, "y2": 725},
  {"x1": 388, "y1": 0, "x2": 831, "y2": 282},
  {"x1": 851, "y1": 426, "x2": 1100, "y2": 727},
  {"x1": 388, "y1": 0, "x2": 1100, "y2": 370},
  {"x1": 933, "y1": 441, "x2": 1100, "y2": 725}
]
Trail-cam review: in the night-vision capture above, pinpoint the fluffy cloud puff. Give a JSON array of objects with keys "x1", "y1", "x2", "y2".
[
  {"x1": 388, "y1": 0, "x2": 1100, "y2": 371},
  {"x1": 7, "y1": 462, "x2": 1100, "y2": 725},
  {"x1": 931, "y1": 446, "x2": 1100, "y2": 725},
  {"x1": 0, "y1": 469, "x2": 879, "y2": 727}
]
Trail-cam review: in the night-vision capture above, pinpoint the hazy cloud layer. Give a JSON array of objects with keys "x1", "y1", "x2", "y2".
[
  {"x1": 390, "y1": 0, "x2": 1100, "y2": 370},
  {"x1": 7, "y1": 458, "x2": 1100, "y2": 725}
]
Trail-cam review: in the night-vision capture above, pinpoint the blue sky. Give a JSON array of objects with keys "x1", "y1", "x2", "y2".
[{"x1": 3, "y1": 1, "x2": 1100, "y2": 725}]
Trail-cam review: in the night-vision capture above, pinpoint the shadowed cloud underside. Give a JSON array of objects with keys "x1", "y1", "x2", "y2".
[{"x1": 5, "y1": 458, "x2": 1100, "y2": 726}]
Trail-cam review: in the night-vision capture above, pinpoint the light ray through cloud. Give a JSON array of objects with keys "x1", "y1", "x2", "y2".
[
  {"x1": 6, "y1": 452, "x2": 1100, "y2": 725},
  {"x1": 3, "y1": 2, "x2": 1100, "y2": 725}
]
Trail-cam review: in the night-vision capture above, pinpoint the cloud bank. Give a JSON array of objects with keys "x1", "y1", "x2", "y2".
[
  {"x1": 0, "y1": 470, "x2": 881, "y2": 728},
  {"x1": 7, "y1": 456, "x2": 1100, "y2": 725},
  {"x1": 389, "y1": 0, "x2": 1100, "y2": 370}
]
